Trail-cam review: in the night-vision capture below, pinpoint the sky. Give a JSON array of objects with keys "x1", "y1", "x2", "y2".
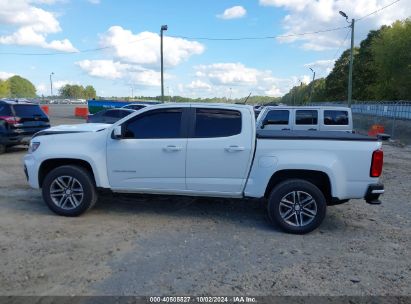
[{"x1": 0, "y1": 0, "x2": 410, "y2": 98}]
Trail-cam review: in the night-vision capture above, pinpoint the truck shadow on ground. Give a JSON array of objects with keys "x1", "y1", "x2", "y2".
[
  {"x1": 95, "y1": 194, "x2": 276, "y2": 231},
  {"x1": 10, "y1": 188, "x2": 346, "y2": 233}
]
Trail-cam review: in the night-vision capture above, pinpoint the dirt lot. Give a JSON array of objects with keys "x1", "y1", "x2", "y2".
[{"x1": 0, "y1": 105, "x2": 410, "y2": 296}]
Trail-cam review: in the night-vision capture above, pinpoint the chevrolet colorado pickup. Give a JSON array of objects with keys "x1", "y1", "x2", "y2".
[{"x1": 23, "y1": 103, "x2": 384, "y2": 234}]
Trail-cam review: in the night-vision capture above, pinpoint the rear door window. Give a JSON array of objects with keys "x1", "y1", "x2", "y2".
[
  {"x1": 324, "y1": 110, "x2": 349, "y2": 125},
  {"x1": 194, "y1": 108, "x2": 241, "y2": 138},
  {"x1": 264, "y1": 110, "x2": 290, "y2": 124},
  {"x1": 295, "y1": 110, "x2": 318, "y2": 125}
]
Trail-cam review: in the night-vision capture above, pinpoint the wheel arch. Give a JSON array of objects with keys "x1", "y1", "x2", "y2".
[
  {"x1": 38, "y1": 158, "x2": 96, "y2": 188},
  {"x1": 264, "y1": 169, "x2": 332, "y2": 202}
]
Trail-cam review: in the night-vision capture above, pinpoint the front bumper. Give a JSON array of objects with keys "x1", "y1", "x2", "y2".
[
  {"x1": 365, "y1": 183, "x2": 384, "y2": 204},
  {"x1": 23, "y1": 153, "x2": 40, "y2": 189}
]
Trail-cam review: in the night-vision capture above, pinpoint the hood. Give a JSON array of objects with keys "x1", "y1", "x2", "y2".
[
  {"x1": 32, "y1": 123, "x2": 111, "y2": 138},
  {"x1": 46, "y1": 123, "x2": 110, "y2": 132}
]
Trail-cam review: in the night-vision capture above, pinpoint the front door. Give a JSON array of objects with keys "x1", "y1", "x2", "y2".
[{"x1": 106, "y1": 107, "x2": 188, "y2": 192}]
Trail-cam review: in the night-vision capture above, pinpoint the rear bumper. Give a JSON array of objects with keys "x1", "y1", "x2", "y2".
[
  {"x1": 0, "y1": 134, "x2": 32, "y2": 146},
  {"x1": 1, "y1": 126, "x2": 50, "y2": 146},
  {"x1": 365, "y1": 183, "x2": 384, "y2": 204}
]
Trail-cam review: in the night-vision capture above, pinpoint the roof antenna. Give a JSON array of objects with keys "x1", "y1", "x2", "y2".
[{"x1": 243, "y1": 92, "x2": 252, "y2": 104}]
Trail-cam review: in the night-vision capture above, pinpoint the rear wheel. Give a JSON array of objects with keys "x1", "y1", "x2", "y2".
[
  {"x1": 42, "y1": 165, "x2": 98, "y2": 216},
  {"x1": 267, "y1": 179, "x2": 326, "y2": 234},
  {"x1": 0, "y1": 144, "x2": 5, "y2": 154}
]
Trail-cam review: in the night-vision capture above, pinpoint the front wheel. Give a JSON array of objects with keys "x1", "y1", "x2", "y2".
[
  {"x1": 42, "y1": 165, "x2": 98, "y2": 216},
  {"x1": 267, "y1": 179, "x2": 326, "y2": 234}
]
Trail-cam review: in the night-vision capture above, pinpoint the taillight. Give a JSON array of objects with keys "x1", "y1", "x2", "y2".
[
  {"x1": 0, "y1": 116, "x2": 21, "y2": 125},
  {"x1": 370, "y1": 149, "x2": 383, "y2": 177}
]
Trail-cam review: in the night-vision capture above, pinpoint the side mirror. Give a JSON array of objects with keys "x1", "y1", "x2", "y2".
[
  {"x1": 112, "y1": 125, "x2": 123, "y2": 139},
  {"x1": 261, "y1": 119, "x2": 270, "y2": 129}
]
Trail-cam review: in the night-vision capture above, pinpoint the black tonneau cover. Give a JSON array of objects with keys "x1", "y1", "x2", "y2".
[{"x1": 257, "y1": 130, "x2": 378, "y2": 141}]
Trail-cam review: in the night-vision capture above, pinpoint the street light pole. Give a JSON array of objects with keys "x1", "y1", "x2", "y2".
[
  {"x1": 339, "y1": 11, "x2": 355, "y2": 107},
  {"x1": 309, "y1": 68, "x2": 316, "y2": 104},
  {"x1": 160, "y1": 25, "x2": 168, "y2": 103},
  {"x1": 50, "y1": 72, "x2": 54, "y2": 97}
]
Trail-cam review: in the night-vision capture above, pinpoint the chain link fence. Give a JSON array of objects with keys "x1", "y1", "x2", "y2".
[{"x1": 311, "y1": 101, "x2": 411, "y2": 145}]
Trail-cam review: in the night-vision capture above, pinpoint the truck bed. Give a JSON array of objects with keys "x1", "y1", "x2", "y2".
[{"x1": 256, "y1": 130, "x2": 378, "y2": 141}]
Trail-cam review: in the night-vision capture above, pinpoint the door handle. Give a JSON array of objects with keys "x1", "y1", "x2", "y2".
[
  {"x1": 308, "y1": 128, "x2": 317, "y2": 131},
  {"x1": 163, "y1": 145, "x2": 182, "y2": 152},
  {"x1": 225, "y1": 145, "x2": 245, "y2": 152},
  {"x1": 281, "y1": 128, "x2": 291, "y2": 131}
]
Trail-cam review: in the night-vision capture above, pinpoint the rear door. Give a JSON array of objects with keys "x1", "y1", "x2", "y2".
[{"x1": 185, "y1": 107, "x2": 254, "y2": 195}]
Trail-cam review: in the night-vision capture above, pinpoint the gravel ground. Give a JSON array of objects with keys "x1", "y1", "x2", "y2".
[{"x1": 0, "y1": 105, "x2": 410, "y2": 296}]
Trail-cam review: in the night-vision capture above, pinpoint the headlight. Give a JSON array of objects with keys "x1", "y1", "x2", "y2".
[{"x1": 28, "y1": 142, "x2": 40, "y2": 153}]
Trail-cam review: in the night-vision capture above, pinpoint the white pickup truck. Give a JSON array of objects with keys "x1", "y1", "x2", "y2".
[{"x1": 23, "y1": 103, "x2": 384, "y2": 234}]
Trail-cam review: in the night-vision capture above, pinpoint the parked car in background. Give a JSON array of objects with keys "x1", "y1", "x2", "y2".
[
  {"x1": 256, "y1": 106, "x2": 353, "y2": 132},
  {"x1": 0, "y1": 99, "x2": 50, "y2": 153},
  {"x1": 24, "y1": 103, "x2": 383, "y2": 234},
  {"x1": 253, "y1": 105, "x2": 265, "y2": 119},
  {"x1": 72, "y1": 99, "x2": 86, "y2": 104},
  {"x1": 121, "y1": 101, "x2": 161, "y2": 111},
  {"x1": 86, "y1": 108, "x2": 135, "y2": 124}
]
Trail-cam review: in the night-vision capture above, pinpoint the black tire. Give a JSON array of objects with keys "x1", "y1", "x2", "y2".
[
  {"x1": 0, "y1": 144, "x2": 5, "y2": 154},
  {"x1": 42, "y1": 165, "x2": 98, "y2": 216},
  {"x1": 267, "y1": 179, "x2": 326, "y2": 234}
]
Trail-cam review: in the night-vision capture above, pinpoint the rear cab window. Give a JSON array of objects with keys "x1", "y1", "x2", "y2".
[{"x1": 194, "y1": 108, "x2": 241, "y2": 138}]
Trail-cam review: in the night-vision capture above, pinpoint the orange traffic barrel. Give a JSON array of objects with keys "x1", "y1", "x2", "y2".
[
  {"x1": 41, "y1": 105, "x2": 49, "y2": 115},
  {"x1": 74, "y1": 107, "x2": 89, "y2": 117},
  {"x1": 368, "y1": 124, "x2": 385, "y2": 136}
]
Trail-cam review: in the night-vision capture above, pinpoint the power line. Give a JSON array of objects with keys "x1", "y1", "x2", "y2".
[
  {"x1": 0, "y1": 25, "x2": 349, "y2": 55},
  {"x1": 357, "y1": 0, "x2": 401, "y2": 21},
  {"x1": 0, "y1": 37, "x2": 153, "y2": 56},
  {"x1": 332, "y1": 28, "x2": 351, "y2": 61},
  {"x1": 169, "y1": 26, "x2": 349, "y2": 41}
]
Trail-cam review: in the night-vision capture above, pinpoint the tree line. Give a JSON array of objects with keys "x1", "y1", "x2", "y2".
[
  {"x1": 59, "y1": 84, "x2": 96, "y2": 99},
  {"x1": 0, "y1": 76, "x2": 37, "y2": 98},
  {"x1": 0, "y1": 75, "x2": 97, "y2": 99},
  {"x1": 281, "y1": 18, "x2": 411, "y2": 104}
]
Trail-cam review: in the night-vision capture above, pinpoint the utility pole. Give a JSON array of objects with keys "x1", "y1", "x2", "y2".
[
  {"x1": 160, "y1": 25, "x2": 168, "y2": 103},
  {"x1": 339, "y1": 11, "x2": 355, "y2": 107},
  {"x1": 347, "y1": 18, "x2": 355, "y2": 107},
  {"x1": 50, "y1": 72, "x2": 54, "y2": 97},
  {"x1": 308, "y1": 68, "x2": 316, "y2": 104}
]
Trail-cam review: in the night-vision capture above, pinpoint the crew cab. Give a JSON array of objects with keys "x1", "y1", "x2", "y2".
[
  {"x1": 256, "y1": 106, "x2": 353, "y2": 132},
  {"x1": 23, "y1": 103, "x2": 384, "y2": 234}
]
